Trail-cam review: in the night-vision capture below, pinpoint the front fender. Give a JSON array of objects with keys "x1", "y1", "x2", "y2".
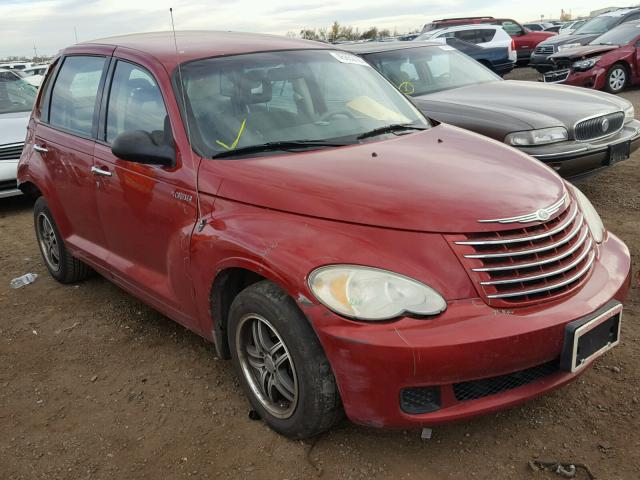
[{"x1": 189, "y1": 196, "x2": 477, "y2": 335}]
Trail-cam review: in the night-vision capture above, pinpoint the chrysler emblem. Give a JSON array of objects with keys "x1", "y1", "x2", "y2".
[
  {"x1": 536, "y1": 209, "x2": 550, "y2": 221},
  {"x1": 601, "y1": 118, "x2": 609, "y2": 132}
]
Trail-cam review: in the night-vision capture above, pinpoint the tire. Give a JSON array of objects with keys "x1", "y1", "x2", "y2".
[
  {"x1": 34, "y1": 196, "x2": 92, "y2": 283},
  {"x1": 227, "y1": 280, "x2": 342, "y2": 439},
  {"x1": 605, "y1": 64, "x2": 627, "y2": 94}
]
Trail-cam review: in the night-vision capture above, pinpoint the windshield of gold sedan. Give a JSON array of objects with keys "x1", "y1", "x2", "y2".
[
  {"x1": 362, "y1": 45, "x2": 500, "y2": 96},
  {"x1": 176, "y1": 49, "x2": 428, "y2": 157},
  {"x1": 0, "y1": 70, "x2": 37, "y2": 114}
]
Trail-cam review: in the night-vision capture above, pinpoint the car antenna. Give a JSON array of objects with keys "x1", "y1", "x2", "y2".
[{"x1": 170, "y1": 7, "x2": 204, "y2": 231}]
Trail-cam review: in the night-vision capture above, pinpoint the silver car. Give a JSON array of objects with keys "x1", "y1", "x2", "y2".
[{"x1": 1, "y1": 69, "x2": 35, "y2": 198}]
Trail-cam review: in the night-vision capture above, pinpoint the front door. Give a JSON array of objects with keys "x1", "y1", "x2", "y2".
[{"x1": 92, "y1": 58, "x2": 200, "y2": 328}]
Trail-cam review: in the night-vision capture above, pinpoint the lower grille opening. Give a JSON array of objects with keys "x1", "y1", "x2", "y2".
[
  {"x1": 400, "y1": 386, "x2": 441, "y2": 414},
  {"x1": 0, "y1": 179, "x2": 18, "y2": 191},
  {"x1": 453, "y1": 360, "x2": 559, "y2": 402}
]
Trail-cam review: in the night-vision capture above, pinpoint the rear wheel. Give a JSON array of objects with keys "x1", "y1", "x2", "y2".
[
  {"x1": 605, "y1": 64, "x2": 627, "y2": 94},
  {"x1": 34, "y1": 196, "x2": 92, "y2": 283},
  {"x1": 228, "y1": 280, "x2": 342, "y2": 439}
]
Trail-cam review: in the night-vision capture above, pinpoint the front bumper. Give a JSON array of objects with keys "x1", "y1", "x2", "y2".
[
  {"x1": 529, "y1": 52, "x2": 555, "y2": 72},
  {"x1": 517, "y1": 120, "x2": 640, "y2": 179},
  {"x1": 302, "y1": 233, "x2": 631, "y2": 428},
  {"x1": 0, "y1": 160, "x2": 21, "y2": 198},
  {"x1": 541, "y1": 66, "x2": 608, "y2": 90}
]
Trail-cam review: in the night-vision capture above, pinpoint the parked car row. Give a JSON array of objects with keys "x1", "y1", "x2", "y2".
[{"x1": 13, "y1": 30, "x2": 633, "y2": 440}]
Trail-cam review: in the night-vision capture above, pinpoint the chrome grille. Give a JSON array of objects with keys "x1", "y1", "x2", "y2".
[
  {"x1": 449, "y1": 199, "x2": 596, "y2": 307},
  {"x1": 0, "y1": 142, "x2": 24, "y2": 161},
  {"x1": 534, "y1": 45, "x2": 555, "y2": 55},
  {"x1": 575, "y1": 112, "x2": 624, "y2": 141}
]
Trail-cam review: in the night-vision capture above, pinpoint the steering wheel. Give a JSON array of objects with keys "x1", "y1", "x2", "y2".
[{"x1": 318, "y1": 109, "x2": 357, "y2": 122}]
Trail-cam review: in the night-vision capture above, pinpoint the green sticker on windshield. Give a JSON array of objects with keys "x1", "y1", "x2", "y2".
[{"x1": 216, "y1": 118, "x2": 247, "y2": 151}]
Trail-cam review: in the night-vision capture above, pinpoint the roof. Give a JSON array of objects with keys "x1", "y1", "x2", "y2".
[
  {"x1": 76, "y1": 31, "x2": 326, "y2": 64},
  {"x1": 340, "y1": 41, "x2": 442, "y2": 54}
]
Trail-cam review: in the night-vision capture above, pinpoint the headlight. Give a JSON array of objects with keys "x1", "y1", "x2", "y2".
[
  {"x1": 308, "y1": 265, "x2": 447, "y2": 321},
  {"x1": 624, "y1": 103, "x2": 635, "y2": 123},
  {"x1": 570, "y1": 185, "x2": 605, "y2": 243},
  {"x1": 572, "y1": 56, "x2": 600, "y2": 71},
  {"x1": 505, "y1": 127, "x2": 568, "y2": 146},
  {"x1": 558, "y1": 42, "x2": 582, "y2": 51}
]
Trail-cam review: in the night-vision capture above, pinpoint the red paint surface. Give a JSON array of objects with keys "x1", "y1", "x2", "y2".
[{"x1": 18, "y1": 33, "x2": 632, "y2": 428}]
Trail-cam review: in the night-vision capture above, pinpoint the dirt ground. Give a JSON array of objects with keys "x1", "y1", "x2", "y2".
[{"x1": 1, "y1": 67, "x2": 639, "y2": 480}]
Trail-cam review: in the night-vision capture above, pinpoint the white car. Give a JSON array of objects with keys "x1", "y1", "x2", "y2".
[
  {"x1": 0, "y1": 69, "x2": 36, "y2": 198},
  {"x1": 558, "y1": 19, "x2": 587, "y2": 35},
  {"x1": 416, "y1": 24, "x2": 517, "y2": 62}
]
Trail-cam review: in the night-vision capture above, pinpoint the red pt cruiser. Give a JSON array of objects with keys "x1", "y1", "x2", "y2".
[{"x1": 18, "y1": 32, "x2": 631, "y2": 438}]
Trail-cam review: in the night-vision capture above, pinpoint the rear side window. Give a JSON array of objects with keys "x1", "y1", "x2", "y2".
[
  {"x1": 477, "y1": 29, "x2": 496, "y2": 42},
  {"x1": 49, "y1": 56, "x2": 106, "y2": 137},
  {"x1": 453, "y1": 29, "x2": 479, "y2": 43},
  {"x1": 500, "y1": 21, "x2": 523, "y2": 36},
  {"x1": 105, "y1": 61, "x2": 168, "y2": 144}
]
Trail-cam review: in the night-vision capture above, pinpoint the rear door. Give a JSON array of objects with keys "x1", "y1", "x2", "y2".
[
  {"x1": 92, "y1": 54, "x2": 201, "y2": 328},
  {"x1": 32, "y1": 50, "x2": 112, "y2": 264}
]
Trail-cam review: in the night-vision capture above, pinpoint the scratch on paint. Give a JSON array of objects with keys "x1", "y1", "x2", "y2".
[{"x1": 394, "y1": 328, "x2": 416, "y2": 376}]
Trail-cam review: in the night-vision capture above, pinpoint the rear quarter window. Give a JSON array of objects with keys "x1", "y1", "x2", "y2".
[{"x1": 49, "y1": 56, "x2": 106, "y2": 137}]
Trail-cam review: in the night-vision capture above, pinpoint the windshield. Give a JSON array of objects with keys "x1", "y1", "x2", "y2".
[
  {"x1": 0, "y1": 71, "x2": 37, "y2": 114},
  {"x1": 590, "y1": 23, "x2": 640, "y2": 45},
  {"x1": 362, "y1": 45, "x2": 500, "y2": 96},
  {"x1": 176, "y1": 49, "x2": 427, "y2": 158},
  {"x1": 573, "y1": 15, "x2": 620, "y2": 35}
]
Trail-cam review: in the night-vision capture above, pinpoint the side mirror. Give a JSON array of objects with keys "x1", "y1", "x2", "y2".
[{"x1": 111, "y1": 130, "x2": 176, "y2": 167}]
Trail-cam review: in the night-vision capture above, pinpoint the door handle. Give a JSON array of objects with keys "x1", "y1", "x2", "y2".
[
  {"x1": 33, "y1": 144, "x2": 48, "y2": 153},
  {"x1": 91, "y1": 166, "x2": 112, "y2": 177}
]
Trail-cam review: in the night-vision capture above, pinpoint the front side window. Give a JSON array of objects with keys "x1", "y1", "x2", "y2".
[
  {"x1": 177, "y1": 49, "x2": 427, "y2": 158},
  {"x1": 0, "y1": 70, "x2": 37, "y2": 114},
  {"x1": 105, "y1": 61, "x2": 168, "y2": 144},
  {"x1": 49, "y1": 56, "x2": 106, "y2": 137},
  {"x1": 364, "y1": 45, "x2": 500, "y2": 96}
]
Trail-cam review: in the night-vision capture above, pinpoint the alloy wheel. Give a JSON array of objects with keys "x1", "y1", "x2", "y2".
[
  {"x1": 236, "y1": 313, "x2": 298, "y2": 419},
  {"x1": 36, "y1": 213, "x2": 60, "y2": 272},
  {"x1": 609, "y1": 68, "x2": 626, "y2": 92}
]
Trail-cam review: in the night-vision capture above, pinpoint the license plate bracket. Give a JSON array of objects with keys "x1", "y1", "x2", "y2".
[
  {"x1": 560, "y1": 301, "x2": 623, "y2": 373},
  {"x1": 607, "y1": 141, "x2": 630, "y2": 165}
]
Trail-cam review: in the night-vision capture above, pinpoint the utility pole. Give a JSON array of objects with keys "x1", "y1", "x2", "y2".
[
  {"x1": 33, "y1": 44, "x2": 37, "y2": 61},
  {"x1": 74, "y1": 26, "x2": 78, "y2": 43}
]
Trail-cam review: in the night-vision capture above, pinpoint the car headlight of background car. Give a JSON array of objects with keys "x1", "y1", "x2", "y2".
[
  {"x1": 558, "y1": 43, "x2": 582, "y2": 51},
  {"x1": 569, "y1": 184, "x2": 605, "y2": 243},
  {"x1": 572, "y1": 56, "x2": 600, "y2": 71},
  {"x1": 624, "y1": 103, "x2": 635, "y2": 123},
  {"x1": 308, "y1": 265, "x2": 447, "y2": 321},
  {"x1": 505, "y1": 127, "x2": 568, "y2": 146}
]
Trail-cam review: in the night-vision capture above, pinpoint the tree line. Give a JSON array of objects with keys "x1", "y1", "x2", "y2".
[{"x1": 290, "y1": 21, "x2": 418, "y2": 42}]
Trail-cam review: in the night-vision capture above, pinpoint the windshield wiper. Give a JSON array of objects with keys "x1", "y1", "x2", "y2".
[
  {"x1": 211, "y1": 140, "x2": 351, "y2": 159},
  {"x1": 356, "y1": 123, "x2": 427, "y2": 140}
]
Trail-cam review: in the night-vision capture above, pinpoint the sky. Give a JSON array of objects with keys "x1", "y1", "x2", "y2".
[{"x1": 0, "y1": 0, "x2": 631, "y2": 57}]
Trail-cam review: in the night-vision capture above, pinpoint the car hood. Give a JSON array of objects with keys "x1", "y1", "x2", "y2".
[
  {"x1": 412, "y1": 80, "x2": 626, "y2": 131},
  {"x1": 527, "y1": 30, "x2": 556, "y2": 40},
  {"x1": 538, "y1": 33, "x2": 598, "y2": 47},
  {"x1": 0, "y1": 111, "x2": 30, "y2": 145},
  {"x1": 199, "y1": 124, "x2": 565, "y2": 233},
  {"x1": 549, "y1": 44, "x2": 620, "y2": 60}
]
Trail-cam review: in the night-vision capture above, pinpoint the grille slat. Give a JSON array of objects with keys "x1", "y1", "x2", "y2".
[
  {"x1": 449, "y1": 197, "x2": 596, "y2": 306},
  {"x1": 534, "y1": 45, "x2": 555, "y2": 55},
  {"x1": 575, "y1": 112, "x2": 624, "y2": 141},
  {"x1": 0, "y1": 143, "x2": 24, "y2": 161}
]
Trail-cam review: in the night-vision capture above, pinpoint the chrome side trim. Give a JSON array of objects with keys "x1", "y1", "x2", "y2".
[
  {"x1": 478, "y1": 193, "x2": 567, "y2": 224},
  {"x1": 472, "y1": 232, "x2": 591, "y2": 272},
  {"x1": 486, "y1": 253, "x2": 595, "y2": 299},
  {"x1": 464, "y1": 217, "x2": 583, "y2": 259},
  {"x1": 480, "y1": 240, "x2": 593, "y2": 285},
  {"x1": 456, "y1": 204, "x2": 579, "y2": 246}
]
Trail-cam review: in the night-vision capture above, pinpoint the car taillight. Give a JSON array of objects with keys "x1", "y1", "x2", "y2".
[{"x1": 511, "y1": 39, "x2": 516, "y2": 51}]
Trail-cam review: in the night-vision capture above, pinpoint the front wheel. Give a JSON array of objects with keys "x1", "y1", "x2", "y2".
[
  {"x1": 605, "y1": 64, "x2": 627, "y2": 94},
  {"x1": 228, "y1": 280, "x2": 342, "y2": 439}
]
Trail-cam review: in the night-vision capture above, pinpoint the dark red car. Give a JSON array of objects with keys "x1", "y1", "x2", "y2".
[
  {"x1": 421, "y1": 16, "x2": 556, "y2": 61},
  {"x1": 545, "y1": 20, "x2": 640, "y2": 93},
  {"x1": 17, "y1": 32, "x2": 631, "y2": 439}
]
